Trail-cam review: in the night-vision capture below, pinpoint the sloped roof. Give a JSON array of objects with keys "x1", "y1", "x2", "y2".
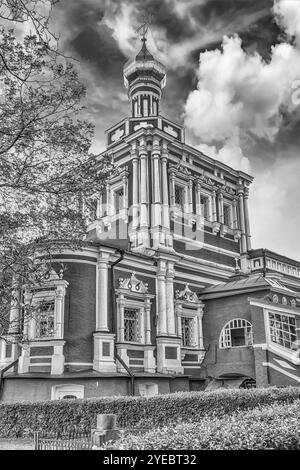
[
  {"x1": 200, "y1": 273, "x2": 299, "y2": 300},
  {"x1": 135, "y1": 40, "x2": 154, "y2": 61}
]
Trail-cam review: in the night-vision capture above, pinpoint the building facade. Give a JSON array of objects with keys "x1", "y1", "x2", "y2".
[{"x1": 1, "y1": 40, "x2": 300, "y2": 402}]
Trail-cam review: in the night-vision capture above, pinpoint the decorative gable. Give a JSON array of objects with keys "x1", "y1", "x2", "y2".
[
  {"x1": 118, "y1": 272, "x2": 149, "y2": 294},
  {"x1": 175, "y1": 284, "x2": 199, "y2": 303}
]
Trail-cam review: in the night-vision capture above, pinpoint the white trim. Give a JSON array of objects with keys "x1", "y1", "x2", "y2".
[
  {"x1": 65, "y1": 362, "x2": 93, "y2": 366},
  {"x1": 249, "y1": 299, "x2": 300, "y2": 316},
  {"x1": 262, "y1": 362, "x2": 300, "y2": 383},
  {"x1": 114, "y1": 266, "x2": 157, "y2": 278},
  {"x1": 182, "y1": 365, "x2": 201, "y2": 368},
  {"x1": 252, "y1": 343, "x2": 267, "y2": 349},
  {"x1": 49, "y1": 258, "x2": 97, "y2": 266},
  {"x1": 29, "y1": 363, "x2": 52, "y2": 366}
]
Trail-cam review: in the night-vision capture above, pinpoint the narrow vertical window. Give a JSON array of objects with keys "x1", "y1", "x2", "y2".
[
  {"x1": 124, "y1": 308, "x2": 139, "y2": 342},
  {"x1": 115, "y1": 188, "x2": 124, "y2": 214},
  {"x1": 35, "y1": 301, "x2": 55, "y2": 339},
  {"x1": 181, "y1": 317, "x2": 194, "y2": 347},
  {"x1": 223, "y1": 204, "x2": 232, "y2": 227},
  {"x1": 175, "y1": 185, "x2": 185, "y2": 211},
  {"x1": 200, "y1": 196, "x2": 210, "y2": 221}
]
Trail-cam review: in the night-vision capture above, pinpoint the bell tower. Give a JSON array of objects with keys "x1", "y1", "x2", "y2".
[{"x1": 123, "y1": 26, "x2": 166, "y2": 118}]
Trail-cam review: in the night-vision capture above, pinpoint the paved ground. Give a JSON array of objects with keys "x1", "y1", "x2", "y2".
[{"x1": 0, "y1": 438, "x2": 35, "y2": 450}]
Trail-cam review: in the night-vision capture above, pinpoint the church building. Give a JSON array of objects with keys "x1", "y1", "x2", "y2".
[{"x1": 1, "y1": 38, "x2": 300, "y2": 402}]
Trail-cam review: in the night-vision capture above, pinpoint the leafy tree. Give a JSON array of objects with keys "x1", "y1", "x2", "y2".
[{"x1": 0, "y1": 1, "x2": 113, "y2": 343}]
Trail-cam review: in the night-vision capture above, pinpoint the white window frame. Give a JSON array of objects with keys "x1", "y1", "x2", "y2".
[
  {"x1": 266, "y1": 310, "x2": 297, "y2": 351},
  {"x1": 223, "y1": 201, "x2": 233, "y2": 228},
  {"x1": 138, "y1": 382, "x2": 158, "y2": 397},
  {"x1": 219, "y1": 318, "x2": 253, "y2": 349},
  {"x1": 200, "y1": 193, "x2": 211, "y2": 222},
  {"x1": 173, "y1": 181, "x2": 188, "y2": 213},
  {"x1": 181, "y1": 315, "x2": 197, "y2": 347},
  {"x1": 117, "y1": 299, "x2": 146, "y2": 345},
  {"x1": 176, "y1": 307, "x2": 203, "y2": 350},
  {"x1": 34, "y1": 298, "x2": 56, "y2": 340},
  {"x1": 51, "y1": 384, "x2": 84, "y2": 400},
  {"x1": 123, "y1": 305, "x2": 142, "y2": 343},
  {"x1": 23, "y1": 278, "x2": 68, "y2": 342}
]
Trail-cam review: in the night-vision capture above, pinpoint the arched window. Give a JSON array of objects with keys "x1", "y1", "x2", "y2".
[
  {"x1": 51, "y1": 384, "x2": 84, "y2": 400},
  {"x1": 138, "y1": 382, "x2": 159, "y2": 397},
  {"x1": 220, "y1": 319, "x2": 253, "y2": 348}
]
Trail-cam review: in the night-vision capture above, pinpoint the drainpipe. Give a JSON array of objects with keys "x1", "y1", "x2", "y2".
[
  {"x1": 0, "y1": 359, "x2": 18, "y2": 400},
  {"x1": 110, "y1": 247, "x2": 135, "y2": 396}
]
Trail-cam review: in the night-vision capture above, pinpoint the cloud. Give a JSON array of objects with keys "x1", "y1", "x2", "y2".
[
  {"x1": 196, "y1": 139, "x2": 251, "y2": 173},
  {"x1": 183, "y1": 0, "x2": 300, "y2": 171},
  {"x1": 273, "y1": 0, "x2": 300, "y2": 41},
  {"x1": 249, "y1": 155, "x2": 300, "y2": 260}
]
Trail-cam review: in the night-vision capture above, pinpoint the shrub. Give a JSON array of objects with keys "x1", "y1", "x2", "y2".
[
  {"x1": 0, "y1": 386, "x2": 300, "y2": 438},
  {"x1": 103, "y1": 400, "x2": 300, "y2": 450}
]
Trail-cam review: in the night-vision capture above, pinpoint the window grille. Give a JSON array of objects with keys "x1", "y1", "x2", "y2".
[
  {"x1": 124, "y1": 308, "x2": 139, "y2": 342},
  {"x1": 35, "y1": 301, "x2": 55, "y2": 338},
  {"x1": 174, "y1": 186, "x2": 184, "y2": 211},
  {"x1": 268, "y1": 312, "x2": 296, "y2": 350},
  {"x1": 181, "y1": 317, "x2": 194, "y2": 347},
  {"x1": 200, "y1": 196, "x2": 210, "y2": 220},
  {"x1": 220, "y1": 318, "x2": 253, "y2": 348}
]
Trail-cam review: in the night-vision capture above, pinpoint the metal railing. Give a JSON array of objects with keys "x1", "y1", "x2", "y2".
[{"x1": 34, "y1": 431, "x2": 92, "y2": 450}]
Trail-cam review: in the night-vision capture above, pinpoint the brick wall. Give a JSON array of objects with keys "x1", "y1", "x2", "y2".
[
  {"x1": 60, "y1": 262, "x2": 96, "y2": 364},
  {"x1": 1, "y1": 376, "x2": 191, "y2": 402},
  {"x1": 202, "y1": 293, "x2": 256, "y2": 380}
]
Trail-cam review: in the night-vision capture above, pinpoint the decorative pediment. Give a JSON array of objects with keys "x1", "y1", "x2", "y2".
[
  {"x1": 169, "y1": 162, "x2": 191, "y2": 176},
  {"x1": 118, "y1": 272, "x2": 149, "y2": 293},
  {"x1": 175, "y1": 284, "x2": 199, "y2": 303},
  {"x1": 44, "y1": 266, "x2": 65, "y2": 281}
]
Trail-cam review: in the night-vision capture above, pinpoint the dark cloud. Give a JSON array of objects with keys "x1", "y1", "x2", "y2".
[{"x1": 71, "y1": 24, "x2": 126, "y2": 80}]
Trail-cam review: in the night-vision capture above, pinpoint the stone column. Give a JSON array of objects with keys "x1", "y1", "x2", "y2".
[
  {"x1": 145, "y1": 299, "x2": 151, "y2": 345},
  {"x1": 166, "y1": 263, "x2": 176, "y2": 336},
  {"x1": 157, "y1": 260, "x2": 168, "y2": 336},
  {"x1": 117, "y1": 295, "x2": 125, "y2": 342},
  {"x1": 151, "y1": 137, "x2": 162, "y2": 246},
  {"x1": 237, "y1": 186, "x2": 247, "y2": 254},
  {"x1": 161, "y1": 147, "x2": 170, "y2": 231},
  {"x1": 244, "y1": 187, "x2": 252, "y2": 251},
  {"x1": 8, "y1": 278, "x2": 20, "y2": 335},
  {"x1": 188, "y1": 180, "x2": 193, "y2": 214},
  {"x1": 139, "y1": 137, "x2": 149, "y2": 247},
  {"x1": 218, "y1": 191, "x2": 224, "y2": 224},
  {"x1": 131, "y1": 143, "x2": 139, "y2": 244},
  {"x1": 211, "y1": 190, "x2": 217, "y2": 222},
  {"x1": 196, "y1": 181, "x2": 201, "y2": 217},
  {"x1": 232, "y1": 198, "x2": 238, "y2": 229},
  {"x1": 170, "y1": 171, "x2": 176, "y2": 206},
  {"x1": 197, "y1": 305, "x2": 204, "y2": 349},
  {"x1": 176, "y1": 306, "x2": 182, "y2": 338},
  {"x1": 140, "y1": 307, "x2": 146, "y2": 343},
  {"x1": 55, "y1": 287, "x2": 64, "y2": 339},
  {"x1": 96, "y1": 252, "x2": 110, "y2": 331}
]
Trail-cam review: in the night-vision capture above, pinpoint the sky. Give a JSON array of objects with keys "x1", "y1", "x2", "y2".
[{"x1": 48, "y1": 0, "x2": 300, "y2": 261}]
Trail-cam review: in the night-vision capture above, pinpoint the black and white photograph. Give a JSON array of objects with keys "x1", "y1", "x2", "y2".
[{"x1": 0, "y1": 0, "x2": 300, "y2": 455}]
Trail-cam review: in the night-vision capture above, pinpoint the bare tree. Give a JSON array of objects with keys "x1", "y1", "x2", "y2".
[{"x1": 0, "y1": 1, "x2": 114, "y2": 344}]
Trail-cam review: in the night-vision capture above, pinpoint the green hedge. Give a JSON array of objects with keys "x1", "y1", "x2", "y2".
[
  {"x1": 1, "y1": 386, "x2": 300, "y2": 438},
  {"x1": 103, "y1": 400, "x2": 300, "y2": 450}
]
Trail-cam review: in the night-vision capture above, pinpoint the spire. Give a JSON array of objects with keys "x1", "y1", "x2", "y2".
[
  {"x1": 135, "y1": 37, "x2": 154, "y2": 62},
  {"x1": 123, "y1": 23, "x2": 166, "y2": 118}
]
